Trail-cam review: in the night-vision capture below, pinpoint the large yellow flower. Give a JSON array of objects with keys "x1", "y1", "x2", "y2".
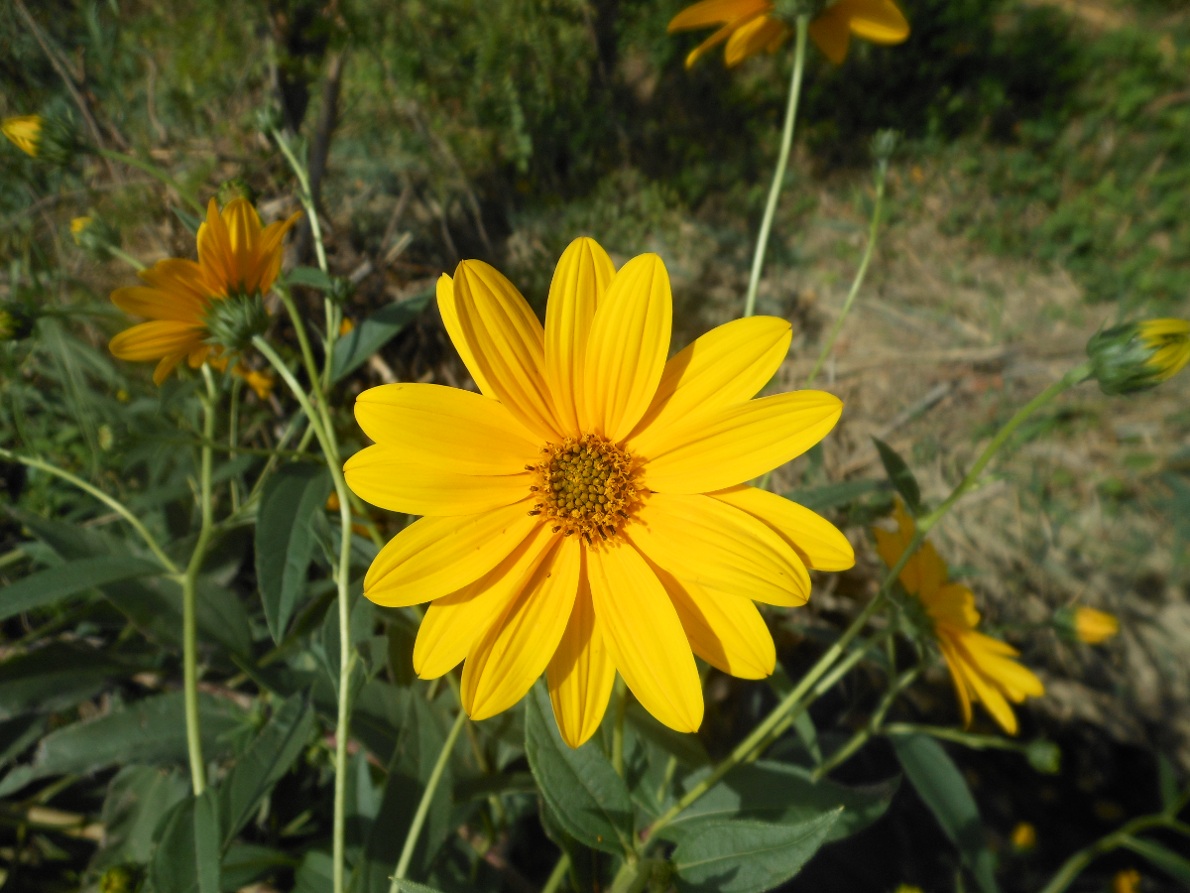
[
  {"x1": 668, "y1": 0, "x2": 909, "y2": 68},
  {"x1": 109, "y1": 198, "x2": 300, "y2": 384},
  {"x1": 346, "y1": 237, "x2": 854, "y2": 746},
  {"x1": 1, "y1": 115, "x2": 42, "y2": 157},
  {"x1": 874, "y1": 502, "x2": 1044, "y2": 736}
]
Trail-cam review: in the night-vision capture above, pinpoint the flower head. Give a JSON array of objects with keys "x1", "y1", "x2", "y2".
[
  {"x1": 2, "y1": 115, "x2": 42, "y2": 157},
  {"x1": 873, "y1": 501, "x2": 1044, "y2": 735},
  {"x1": 1055, "y1": 605, "x2": 1119, "y2": 645},
  {"x1": 668, "y1": 0, "x2": 909, "y2": 68},
  {"x1": 346, "y1": 237, "x2": 853, "y2": 746},
  {"x1": 109, "y1": 197, "x2": 300, "y2": 383},
  {"x1": 1087, "y1": 318, "x2": 1190, "y2": 395}
]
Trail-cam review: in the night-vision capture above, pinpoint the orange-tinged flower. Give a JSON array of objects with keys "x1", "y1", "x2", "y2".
[
  {"x1": 668, "y1": 0, "x2": 909, "y2": 68},
  {"x1": 345, "y1": 237, "x2": 853, "y2": 746},
  {"x1": 874, "y1": 502, "x2": 1044, "y2": 736},
  {"x1": 1, "y1": 115, "x2": 42, "y2": 157},
  {"x1": 109, "y1": 198, "x2": 300, "y2": 384}
]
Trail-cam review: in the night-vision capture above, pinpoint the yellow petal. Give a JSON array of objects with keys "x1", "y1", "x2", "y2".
[
  {"x1": 658, "y1": 568, "x2": 775, "y2": 679},
  {"x1": 152, "y1": 352, "x2": 187, "y2": 385},
  {"x1": 414, "y1": 523, "x2": 558, "y2": 678},
  {"x1": 353, "y1": 383, "x2": 540, "y2": 475},
  {"x1": 638, "y1": 391, "x2": 842, "y2": 494},
  {"x1": 582, "y1": 254, "x2": 672, "y2": 442},
  {"x1": 109, "y1": 320, "x2": 205, "y2": 361},
  {"x1": 587, "y1": 543, "x2": 703, "y2": 733},
  {"x1": 724, "y1": 14, "x2": 788, "y2": 66},
  {"x1": 345, "y1": 445, "x2": 530, "y2": 516},
  {"x1": 137, "y1": 258, "x2": 214, "y2": 305},
  {"x1": 453, "y1": 260, "x2": 562, "y2": 442},
  {"x1": 668, "y1": 0, "x2": 770, "y2": 31},
  {"x1": 628, "y1": 492, "x2": 810, "y2": 607},
  {"x1": 364, "y1": 502, "x2": 542, "y2": 607},
  {"x1": 937, "y1": 637, "x2": 974, "y2": 727},
  {"x1": 626, "y1": 316, "x2": 791, "y2": 443},
  {"x1": 111, "y1": 285, "x2": 206, "y2": 322},
  {"x1": 948, "y1": 635, "x2": 1019, "y2": 735},
  {"x1": 547, "y1": 575, "x2": 616, "y2": 748},
  {"x1": 196, "y1": 198, "x2": 233, "y2": 291},
  {"x1": 462, "y1": 536, "x2": 581, "y2": 721},
  {"x1": 683, "y1": 21, "x2": 739, "y2": 68},
  {"x1": 843, "y1": 0, "x2": 910, "y2": 43},
  {"x1": 711, "y1": 485, "x2": 854, "y2": 572},
  {"x1": 544, "y1": 237, "x2": 615, "y2": 432},
  {"x1": 436, "y1": 273, "x2": 494, "y2": 394},
  {"x1": 808, "y1": 6, "x2": 851, "y2": 64}
]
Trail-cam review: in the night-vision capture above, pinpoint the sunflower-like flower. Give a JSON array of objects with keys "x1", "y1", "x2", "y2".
[
  {"x1": 109, "y1": 198, "x2": 300, "y2": 384},
  {"x1": 874, "y1": 502, "x2": 1044, "y2": 735},
  {"x1": 345, "y1": 237, "x2": 854, "y2": 746},
  {"x1": 1, "y1": 115, "x2": 42, "y2": 157},
  {"x1": 668, "y1": 0, "x2": 909, "y2": 68}
]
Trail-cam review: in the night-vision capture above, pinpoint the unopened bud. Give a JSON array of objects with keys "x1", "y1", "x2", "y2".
[
  {"x1": 1087, "y1": 318, "x2": 1190, "y2": 395},
  {"x1": 1055, "y1": 605, "x2": 1119, "y2": 645},
  {"x1": 217, "y1": 177, "x2": 257, "y2": 207}
]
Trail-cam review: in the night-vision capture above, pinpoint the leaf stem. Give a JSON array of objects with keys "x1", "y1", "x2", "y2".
[
  {"x1": 743, "y1": 15, "x2": 809, "y2": 318},
  {"x1": 95, "y1": 148, "x2": 205, "y2": 214}
]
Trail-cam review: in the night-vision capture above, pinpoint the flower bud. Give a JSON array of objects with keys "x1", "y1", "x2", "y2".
[
  {"x1": 1087, "y1": 318, "x2": 1190, "y2": 395},
  {"x1": 1055, "y1": 605, "x2": 1119, "y2": 645},
  {"x1": 1025, "y1": 738, "x2": 1061, "y2": 775},
  {"x1": 1, "y1": 115, "x2": 42, "y2": 157},
  {"x1": 217, "y1": 177, "x2": 257, "y2": 207},
  {"x1": 70, "y1": 215, "x2": 121, "y2": 260}
]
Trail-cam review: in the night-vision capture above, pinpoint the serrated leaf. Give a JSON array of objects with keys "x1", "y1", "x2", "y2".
[
  {"x1": 331, "y1": 290, "x2": 432, "y2": 383},
  {"x1": 256, "y1": 464, "x2": 332, "y2": 643},
  {"x1": 872, "y1": 437, "x2": 922, "y2": 513},
  {"x1": 0, "y1": 692, "x2": 248, "y2": 797},
  {"x1": 657, "y1": 760, "x2": 895, "y2": 846},
  {"x1": 525, "y1": 685, "x2": 634, "y2": 857},
  {"x1": 0, "y1": 555, "x2": 163, "y2": 622},
  {"x1": 891, "y1": 734, "x2": 999, "y2": 893},
  {"x1": 218, "y1": 695, "x2": 314, "y2": 842},
  {"x1": 149, "y1": 790, "x2": 222, "y2": 893},
  {"x1": 1120, "y1": 836, "x2": 1190, "y2": 888},
  {"x1": 671, "y1": 809, "x2": 841, "y2": 893}
]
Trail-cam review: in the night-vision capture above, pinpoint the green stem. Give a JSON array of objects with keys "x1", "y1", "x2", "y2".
[
  {"x1": 181, "y1": 365, "x2": 219, "y2": 795},
  {"x1": 882, "y1": 722, "x2": 1032, "y2": 752},
  {"x1": 95, "y1": 148, "x2": 204, "y2": 214},
  {"x1": 743, "y1": 15, "x2": 809, "y2": 319},
  {"x1": 104, "y1": 244, "x2": 146, "y2": 271},
  {"x1": 540, "y1": 853, "x2": 571, "y2": 893},
  {"x1": 390, "y1": 709, "x2": 468, "y2": 887},
  {"x1": 1038, "y1": 815, "x2": 1174, "y2": 893},
  {"x1": 612, "y1": 677, "x2": 628, "y2": 777},
  {"x1": 0, "y1": 448, "x2": 178, "y2": 574},
  {"x1": 804, "y1": 164, "x2": 888, "y2": 386},
  {"x1": 272, "y1": 129, "x2": 329, "y2": 273},
  {"x1": 812, "y1": 666, "x2": 921, "y2": 781}
]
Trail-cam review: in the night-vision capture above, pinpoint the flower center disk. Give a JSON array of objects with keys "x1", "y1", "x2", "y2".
[{"x1": 529, "y1": 434, "x2": 642, "y2": 544}]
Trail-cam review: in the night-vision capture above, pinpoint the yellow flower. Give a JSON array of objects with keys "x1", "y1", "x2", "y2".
[
  {"x1": 109, "y1": 198, "x2": 300, "y2": 384},
  {"x1": 1, "y1": 115, "x2": 42, "y2": 157},
  {"x1": 1113, "y1": 869, "x2": 1140, "y2": 893},
  {"x1": 1087, "y1": 318, "x2": 1190, "y2": 395},
  {"x1": 339, "y1": 317, "x2": 355, "y2": 336},
  {"x1": 70, "y1": 217, "x2": 93, "y2": 244},
  {"x1": 873, "y1": 502, "x2": 1044, "y2": 736},
  {"x1": 1010, "y1": 821, "x2": 1036, "y2": 851},
  {"x1": 233, "y1": 363, "x2": 275, "y2": 400},
  {"x1": 1138, "y1": 318, "x2": 1190, "y2": 382},
  {"x1": 345, "y1": 237, "x2": 853, "y2": 746},
  {"x1": 668, "y1": 0, "x2": 909, "y2": 68},
  {"x1": 1065, "y1": 605, "x2": 1119, "y2": 645}
]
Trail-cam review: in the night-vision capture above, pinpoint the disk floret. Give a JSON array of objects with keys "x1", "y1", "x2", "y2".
[{"x1": 529, "y1": 434, "x2": 643, "y2": 544}]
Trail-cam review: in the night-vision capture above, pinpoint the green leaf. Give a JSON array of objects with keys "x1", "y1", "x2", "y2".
[
  {"x1": 0, "y1": 715, "x2": 46, "y2": 769},
  {"x1": 0, "y1": 692, "x2": 248, "y2": 797},
  {"x1": 524, "y1": 684, "x2": 634, "y2": 857},
  {"x1": 671, "y1": 809, "x2": 841, "y2": 893},
  {"x1": 0, "y1": 555, "x2": 163, "y2": 622},
  {"x1": 392, "y1": 882, "x2": 451, "y2": 893},
  {"x1": 657, "y1": 760, "x2": 896, "y2": 846},
  {"x1": 93, "y1": 766, "x2": 190, "y2": 872},
  {"x1": 222, "y1": 843, "x2": 295, "y2": 890},
  {"x1": 786, "y1": 478, "x2": 886, "y2": 513},
  {"x1": 872, "y1": 437, "x2": 922, "y2": 513},
  {"x1": 891, "y1": 734, "x2": 999, "y2": 893},
  {"x1": 1120, "y1": 836, "x2": 1190, "y2": 888},
  {"x1": 331, "y1": 289, "x2": 432, "y2": 383},
  {"x1": 294, "y1": 851, "x2": 335, "y2": 893},
  {"x1": 255, "y1": 464, "x2": 332, "y2": 643},
  {"x1": 285, "y1": 266, "x2": 336, "y2": 290},
  {"x1": 217, "y1": 695, "x2": 315, "y2": 842},
  {"x1": 148, "y1": 790, "x2": 223, "y2": 893},
  {"x1": 0, "y1": 642, "x2": 145, "y2": 720},
  {"x1": 1157, "y1": 753, "x2": 1180, "y2": 813}
]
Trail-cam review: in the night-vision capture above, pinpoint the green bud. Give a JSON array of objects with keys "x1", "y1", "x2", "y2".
[
  {"x1": 870, "y1": 129, "x2": 900, "y2": 166},
  {"x1": 1087, "y1": 318, "x2": 1190, "y2": 395},
  {"x1": 70, "y1": 215, "x2": 121, "y2": 260},
  {"x1": 217, "y1": 177, "x2": 257, "y2": 207},
  {"x1": 0, "y1": 304, "x2": 35, "y2": 342},
  {"x1": 328, "y1": 275, "x2": 355, "y2": 306},
  {"x1": 1025, "y1": 739, "x2": 1061, "y2": 775},
  {"x1": 255, "y1": 103, "x2": 285, "y2": 135},
  {"x1": 203, "y1": 293, "x2": 269, "y2": 353}
]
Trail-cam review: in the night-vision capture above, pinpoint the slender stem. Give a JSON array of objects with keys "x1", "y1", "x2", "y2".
[
  {"x1": 104, "y1": 244, "x2": 146, "y2": 271},
  {"x1": 0, "y1": 447, "x2": 178, "y2": 573},
  {"x1": 181, "y1": 365, "x2": 219, "y2": 795},
  {"x1": 804, "y1": 164, "x2": 888, "y2": 386},
  {"x1": 272, "y1": 128, "x2": 329, "y2": 274},
  {"x1": 1038, "y1": 815, "x2": 1173, "y2": 893},
  {"x1": 812, "y1": 666, "x2": 921, "y2": 781},
  {"x1": 743, "y1": 15, "x2": 809, "y2": 319},
  {"x1": 612, "y1": 677, "x2": 628, "y2": 777},
  {"x1": 95, "y1": 148, "x2": 204, "y2": 214},
  {"x1": 390, "y1": 709, "x2": 469, "y2": 887},
  {"x1": 276, "y1": 284, "x2": 323, "y2": 391},
  {"x1": 540, "y1": 853, "x2": 571, "y2": 893}
]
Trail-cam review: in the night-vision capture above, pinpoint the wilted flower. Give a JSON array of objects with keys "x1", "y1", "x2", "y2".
[
  {"x1": 109, "y1": 198, "x2": 300, "y2": 383},
  {"x1": 346, "y1": 237, "x2": 853, "y2": 746},
  {"x1": 1087, "y1": 318, "x2": 1190, "y2": 395},
  {"x1": 668, "y1": 0, "x2": 909, "y2": 68},
  {"x1": 874, "y1": 501, "x2": 1044, "y2": 735},
  {"x1": 1, "y1": 115, "x2": 42, "y2": 157}
]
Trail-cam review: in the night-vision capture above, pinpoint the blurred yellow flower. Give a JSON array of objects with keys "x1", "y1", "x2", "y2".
[
  {"x1": 1010, "y1": 821, "x2": 1036, "y2": 851},
  {"x1": 874, "y1": 502, "x2": 1044, "y2": 735},
  {"x1": 346, "y1": 236, "x2": 853, "y2": 746},
  {"x1": 1087, "y1": 317, "x2": 1190, "y2": 395},
  {"x1": 70, "y1": 217, "x2": 93, "y2": 244},
  {"x1": 1072, "y1": 605, "x2": 1119, "y2": 645},
  {"x1": 339, "y1": 317, "x2": 355, "y2": 336},
  {"x1": 668, "y1": 0, "x2": 909, "y2": 68},
  {"x1": 1138, "y1": 318, "x2": 1190, "y2": 382},
  {"x1": 1113, "y1": 869, "x2": 1140, "y2": 893},
  {"x1": 109, "y1": 198, "x2": 300, "y2": 384},
  {"x1": 1, "y1": 115, "x2": 42, "y2": 157},
  {"x1": 233, "y1": 363, "x2": 275, "y2": 400}
]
